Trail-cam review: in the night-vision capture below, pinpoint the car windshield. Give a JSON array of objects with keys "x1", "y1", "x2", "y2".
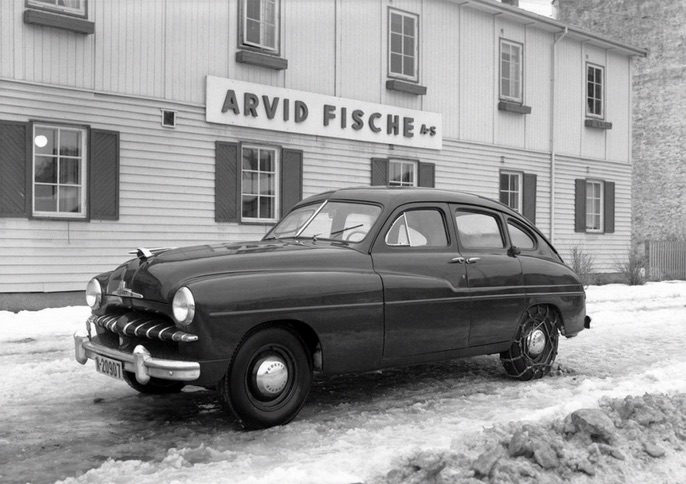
[{"x1": 265, "y1": 201, "x2": 382, "y2": 242}]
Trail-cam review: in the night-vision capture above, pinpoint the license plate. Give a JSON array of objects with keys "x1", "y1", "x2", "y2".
[{"x1": 95, "y1": 355, "x2": 124, "y2": 381}]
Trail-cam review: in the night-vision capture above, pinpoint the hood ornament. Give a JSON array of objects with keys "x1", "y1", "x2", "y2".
[{"x1": 113, "y1": 280, "x2": 144, "y2": 299}]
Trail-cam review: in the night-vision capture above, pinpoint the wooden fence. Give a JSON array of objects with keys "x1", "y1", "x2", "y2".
[{"x1": 646, "y1": 240, "x2": 686, "y2": 280}]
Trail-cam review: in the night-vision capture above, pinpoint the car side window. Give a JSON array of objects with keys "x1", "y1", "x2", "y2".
[
  {"x1": 508, "y1": 221, "x2": 536, "y2": 250},
  {"x1": 385, "y1": 209, "x2": 449, "y2": 247},
  {"x1": 455, "y1": 210, "x2": 505, "y2": 249}
]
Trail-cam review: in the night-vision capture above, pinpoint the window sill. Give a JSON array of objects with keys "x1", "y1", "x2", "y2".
[
  {"x1": 498, "y1": 101, "x2": 532, "y2": 115},
  {"x1": 385, "y1": 79, "x2": 427, "y2": 96},
  {"x1": 23, "y1": 9, "x2": 94, "y2": 35},
  {"x1": 585, "y1": 119, "x2": 613, "y2": 130},
  {"x1": 236, "y1": 50, "x2": 288, "y2": 70}
]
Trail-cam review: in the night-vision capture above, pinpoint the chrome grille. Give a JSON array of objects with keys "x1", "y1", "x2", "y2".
[{"x1": 89, "y1": 312, "x2": 198, "y2": 343}]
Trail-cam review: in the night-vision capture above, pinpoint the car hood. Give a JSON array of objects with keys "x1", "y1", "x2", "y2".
[{"x1": 102, "y1": 240, "x2": 368, "y2": 303}]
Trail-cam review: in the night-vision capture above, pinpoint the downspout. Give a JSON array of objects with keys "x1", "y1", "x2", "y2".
[{"x1": 550, "y1": 27, "x2": 568, "y2": 244}]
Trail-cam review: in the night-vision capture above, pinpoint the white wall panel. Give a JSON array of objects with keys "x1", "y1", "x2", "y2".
[{"x1": 554, "y1": 37, "x2": 583, "y2": 156}]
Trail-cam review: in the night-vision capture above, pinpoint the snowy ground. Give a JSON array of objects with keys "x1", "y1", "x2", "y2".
[{"x1": 1, "y1": 282, "x2": 685, "y2": 484}]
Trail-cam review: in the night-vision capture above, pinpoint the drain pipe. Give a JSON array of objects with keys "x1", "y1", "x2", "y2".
[{"x1": 550, "y1": 27, "x2": 568, "y2": 243}]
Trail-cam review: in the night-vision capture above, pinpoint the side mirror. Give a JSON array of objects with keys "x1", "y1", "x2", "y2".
[{"x1": 508, "y1": 246, "x2": 521, "y2": 257}]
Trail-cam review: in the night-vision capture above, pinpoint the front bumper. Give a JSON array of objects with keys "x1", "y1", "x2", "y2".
[{"x1": 74, "y1": 330, "x2": 201, "y2": 384}]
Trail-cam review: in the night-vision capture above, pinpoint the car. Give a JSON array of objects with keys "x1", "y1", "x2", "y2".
[{"x1": 74, "y1": 187, "x2": 590, "y2": 429}]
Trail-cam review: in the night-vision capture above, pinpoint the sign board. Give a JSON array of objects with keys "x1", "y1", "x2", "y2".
[{"x1": 206, "y1": 76, "x2": 442, "y2": 150}]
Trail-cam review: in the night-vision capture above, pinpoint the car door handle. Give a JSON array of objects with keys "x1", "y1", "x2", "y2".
[
  {"x1": 450, "y1": 257, "x2": 465, "y2": 264},
  {"x1": 466, "y1": 257, "x2": 481, "y2": 264}
]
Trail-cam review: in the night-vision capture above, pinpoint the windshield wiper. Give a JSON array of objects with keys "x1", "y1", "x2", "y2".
[{"x1": 313, "y1": 224, "x2": 364, "y2": 241}]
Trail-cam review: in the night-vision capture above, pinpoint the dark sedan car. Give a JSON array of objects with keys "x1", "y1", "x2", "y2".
[{"x1": 75, "y1": 187, "x2": 590, "y2": 428}]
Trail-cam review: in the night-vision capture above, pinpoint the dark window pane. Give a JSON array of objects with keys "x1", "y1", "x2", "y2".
[
  {"x1": 242, "y1": 148, "x2": 258, "y2": 170},
  {"x1": 390, "y1": 53, "x2": 402, "y2": 74},
  {"x1": 260, "y1": 196, "x2": 274, "y2": 219},
  {"x1": 35, "y1": 128, "x2": 57, "y2": 155},
  {"x1": 404, "y1": 56, "x2": 414, "y2": 77},
  {"x1": 243, "y1": 172, "x2": 258, "y2": 195},
  {"x1": 259, "y1": 150, "x2": 274, "y2": 172},
  {"x1": 242, "y1": 195, "x2": 258, "y2": 218},
  {"x1": 246, "y1": 19, "x2": 260, "y2": 44},
  {"x1": 247, "y1": 0, "x2": 260, "y2": 20},
  {"x1": 60, "y1": 130, "x2": 81, "y2": 156},
  {"x1": 60, "y1": 159, "x2": 81, "y2": 184},
  {"x1": 390, "y1": 12, "x2": 402, "y2": 33},
  {"x1": 35, "y1": 185, "x2": 57, "y2": 212},
  {"x1": 403, "y1": 16, "x2": 414, "y2": 34},
  {"x1": 260, "y1": 173, "x2": 274, "y2": 195},
  {"x1": 390, "y1": 32, "x2": 402, "y2": 54},
  {"x1": 403, "y1": 36, "x2": 414, "y2": 56},
  {"x1": 35, "y1": 157, "x2": 57, "y2": 183},
  {"x1": 59, "y1": 186, "x2": 81, "y2": 213}
]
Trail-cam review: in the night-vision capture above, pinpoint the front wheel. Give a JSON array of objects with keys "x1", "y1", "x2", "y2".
[
  {"x1": 500, "y1": 305, "x2": 559, "y2": 381},
  {"x1": 219, "y1": 326, "x2": 312, "y2": 429}
]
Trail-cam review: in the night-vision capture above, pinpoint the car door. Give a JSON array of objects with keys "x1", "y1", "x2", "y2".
[
  {"x1": 451, "y1": 205, "x2": 526, "y2": 347},
  {"x1": 371, "y1": 203, "x2": 471, "y2": 358}
]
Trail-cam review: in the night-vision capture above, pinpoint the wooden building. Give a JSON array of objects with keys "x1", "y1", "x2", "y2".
[{"x1": 0, "y1": 0, "x2": 646, "y2": 293}]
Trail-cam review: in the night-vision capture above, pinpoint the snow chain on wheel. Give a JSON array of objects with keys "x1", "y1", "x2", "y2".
[
  {"x1": 500, "y1": 305, "x2": 560, "y2": 381},
  {"x1": 218, "y1": 325, "x2": 312, "y2": 430}
]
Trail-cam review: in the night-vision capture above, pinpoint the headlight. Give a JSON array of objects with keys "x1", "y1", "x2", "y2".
[
  {"x1": 172, "y1": 287, "x2": 195, "y2": 326},
  {"x1": 86, "y1": 278, "x2": 102, "y2": 309}
]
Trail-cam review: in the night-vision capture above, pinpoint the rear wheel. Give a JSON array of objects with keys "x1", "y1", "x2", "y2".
[
  {"x1": 122, "y1": 371, "x2": 185, "y2": 394},
  {"x1": 219, "y1": 326, "x2": 312, "y2": 429},
  {"x1": 500, "y1": 305, "x2": 559, "y2": 380}
]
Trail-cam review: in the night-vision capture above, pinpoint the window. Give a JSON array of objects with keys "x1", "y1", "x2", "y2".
[
  {"x1": 574, "y1": 178, "x2": 615, "y2": 234},
  {"x1": 500, "y1": 40, "x2": 522, "y2": 103},
  {"x1": 389, "y1": 160, "x2": 417, "y2": 187},
  {"x1": 455, "y1": 211, "x2": 505, "y2": 249},
  {"x1": 241, "y1": 0, "x2": 279, "y2": 53},
  {"x1": 27, "y1": 0, "x2": 87, "y2": 17},
  {"x1": 585, "y1": 180, "x2": 603, "y2": 232},
  {"x1": 586, "y1": 64, "x2": 604, "y2": 118},
  {"x1": 499, "y1": 171, "x2": 522, "y2": 213},
  {"x1": 385, "y1": 209, "x2": 448, "y2": 247},
  {"x1": 32, "y1": 124, "x2": 87, "y2": 219},
  {"x1": 388, "y1": 9, "x2": 418, "y2": 81},
  {"x1": 507, "y1": 222, "x2": 535, "y2": 250},
  {"x1": 241, "y1": 145, "x2": 278, "y2": 222}
]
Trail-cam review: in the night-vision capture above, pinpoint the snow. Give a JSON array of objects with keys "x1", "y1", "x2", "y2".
[{"x1": 1, "y1": 282, "x2": 685, "y2": 484}]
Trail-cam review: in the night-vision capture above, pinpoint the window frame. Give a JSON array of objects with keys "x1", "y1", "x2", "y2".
[
  {"x1": 586, "y1": 63, "x2": 605, "y2": 119},
  {"x1": 239, "y1": 0, "x2": 280, "y2": 55},
  {"x1": 240, "y1": 143, "x2": 280, "y2": 223},
  {"x1": 26, "y1": 0, "x2": 87, "y2": 18},
  {"x1": 388, "y1": 159, "x2": 418, "y2": 187},
  {"x1": 388, "y1": 8, "x2": 419, "y2": 82},
  {"x1": 499, "y1": 170, "x2": 523, "y2": 214},
  {"x1": 499, "y1": 39, "x2": 523, "y2": 103},
  {"x1": 585, "y1": 179, "x2": 604, "y2": 233},
  {"x1": 31, "y1": 123, "x2": 88, "y2": 220}
]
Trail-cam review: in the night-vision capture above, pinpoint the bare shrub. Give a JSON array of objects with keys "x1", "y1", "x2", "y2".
[
  {"x1": 568, "y1": 246, "x2": 595, "y2": 287},
  {"x1": 615, "y1": 247, "x2": 646, "y2": 286}
]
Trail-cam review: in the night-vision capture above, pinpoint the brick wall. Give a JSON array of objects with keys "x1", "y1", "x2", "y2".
[{"x1": 559, "y1": 0, "x2": 686, "y2": 243}]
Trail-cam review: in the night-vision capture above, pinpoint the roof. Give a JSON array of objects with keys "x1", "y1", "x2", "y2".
[
  {"x1": 299, "y1": 186, "x2": 516, "y2": 215},
  {"x1": 460, "y1": 0, "x2": 648, "y2": 58}
]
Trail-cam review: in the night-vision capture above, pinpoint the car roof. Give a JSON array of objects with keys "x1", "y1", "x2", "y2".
[{"x1": 298, "y1": 186, "x2": 517, "y2": 216}]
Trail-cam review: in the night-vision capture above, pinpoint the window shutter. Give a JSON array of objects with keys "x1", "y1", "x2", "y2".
[
  {"x1": 574, "y1": 179, "x2": 586, "y2": 233},
  {"x1": 604, "y1": 181, "x2": 615, "y2": 234},
  {"x1": 0, "y1": 121, "x2": 29, "y2": 217},
  {"x1": 523, "y1": 173, "x2": 537, "y2": 224},
  {"x1": 281, "y1": 148, "x2": 303, "y2": 218},
  {"x1": 418, "y1": 162, "x2": 436, "y2": 188},
  {"x1": 215, "y1": 142, "x2": 240, "y2": 223},
  {"x1": 371, "y1": 158, "x2": 388, "y2": 186},
  {"x1": 89, "y1": 129, "x2": 120, "y2": 220}
]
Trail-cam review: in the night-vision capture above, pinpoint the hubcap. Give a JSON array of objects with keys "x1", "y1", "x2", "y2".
[
  {"x1": 526, "y1": 329, "x2": 547, "y2": 357},
  {"x1": 254, "y1": 356, "x2": 288, "y2": 398}
]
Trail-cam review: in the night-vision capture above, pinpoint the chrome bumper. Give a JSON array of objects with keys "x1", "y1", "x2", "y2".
[{"x1": 74, "y1": 330, "x2": 201, "y2": 384}]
